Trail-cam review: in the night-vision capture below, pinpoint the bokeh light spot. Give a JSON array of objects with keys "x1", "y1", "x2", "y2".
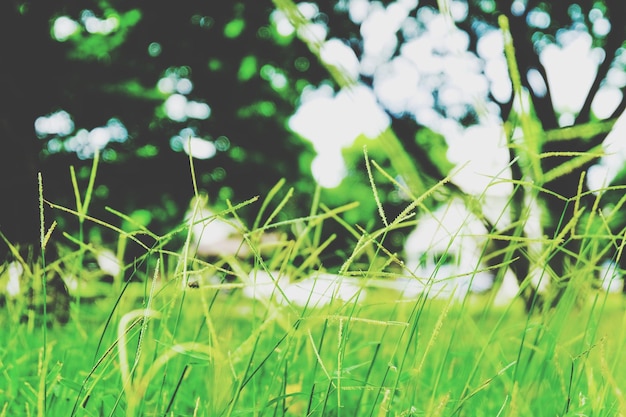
[
  {"x1": 183, "y1": 137, "x2": 216, "y2": 159},
  {"x1": 176, "y1": 78, "x2": 193, "y2": 94},
  {"x1": 238, "y1": 55, "x2": 258, "y2": 81},
  {"x1": 211, "y1": 167, "x2": 226, "y2": 181},
  {"x1": 136, "y1": 144, "x2": 159, "y2": 158},
  {"x1": 148, "y1": 42, "x2": 162, "y2": 57},
  {"x1": 215, "y1": 136, "x2": 231, "y2": 151},
  {"x1": 224, "y1": 18, "x2": 245, "y2": 38},
  {"x1": 52, "y1": 16, "x2": 80, "y2": 41},
  {"x1": 35, "y1": 110, "x2": 74, "y2": 137}
]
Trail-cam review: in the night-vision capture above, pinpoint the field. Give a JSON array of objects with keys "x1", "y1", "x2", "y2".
[
  {"x1": 2, "y1": 154, "x2": 626, "y2": 417},
  {"x1": 2, "y1": 251, "x2": 626, "y2": 417}
]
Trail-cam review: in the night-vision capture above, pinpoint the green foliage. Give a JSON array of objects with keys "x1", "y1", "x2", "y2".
[
  {"x1": 237, "y1": 55, "x2": 258, "y2": 81},
  {"x1": 2, "y1": 3, "x2": 626, "y2": 414},
  {"x1": 224, "y1": 18, "x2": 246, "y2": 39},
  {"x1": 414, "y1": 128, "x2": 455, "y2": 177},
  {"x1": 1, "y1": 0, "x2": 325, "y2": 254},
  {"x1": 101, "y1": 79, "x2": 164, "y2": 100},
  {"x1": 65, "y1": 8, "x2": 142, "y2": 61}
]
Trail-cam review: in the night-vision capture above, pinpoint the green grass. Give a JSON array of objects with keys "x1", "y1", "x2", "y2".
[
  {"x1": 2, "y1": 12, "x2": 626, "y2": 412},
  {"x1": 1, "y1": 145, "x2": 626, "y2": 416},
  {"x1": 2, "y1": 238, "x2": 626, "y2": 417}
]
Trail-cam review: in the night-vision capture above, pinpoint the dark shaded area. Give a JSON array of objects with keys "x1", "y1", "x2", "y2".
[
  {"x1": 0, "y1": 1, "x2": 63, "y2": 252},
  {"x1": 0, "y1": 1, "x2": 321, "y2": 260}
]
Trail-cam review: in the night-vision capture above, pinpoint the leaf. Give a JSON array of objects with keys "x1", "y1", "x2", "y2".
[
  {"x1": 544, "y1": 118, "x2": 617, "y2": 142},
  {"x1": 414, "y1": 128, "x2": 455, "y2": 176},
  {"x1": 542, "y1": 145, "x2": 604, "y2": 184}
]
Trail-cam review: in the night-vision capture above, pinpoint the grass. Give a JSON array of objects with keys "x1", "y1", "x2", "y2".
[
  {"x1": 2, "y1": 93, "x2": 626, "y2": 417},
  {"x1": 2, "y1": 266, "x2": 626, "y2": 417},
  {"x1": 2, "y1": 7, "x2": 626, "y2": 414},
  {"x1": 2, "y1": 167, "x2": 626, "y2": 417}
]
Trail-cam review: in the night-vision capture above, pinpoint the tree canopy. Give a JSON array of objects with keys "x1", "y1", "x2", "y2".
[{"x1": 2, "y1": 0, "x2": 626, "y2": 297}]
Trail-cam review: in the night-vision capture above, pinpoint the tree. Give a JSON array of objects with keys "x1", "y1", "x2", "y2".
[
  {"x1": 0, "y1": 1, "x2": 323, "y2": 261},
  {"x1": 273, "y1": 0, "x2": 626, "y2": 307},
  {"x1": 2, "y1": 0, "x2": 625, "y2": 309}
]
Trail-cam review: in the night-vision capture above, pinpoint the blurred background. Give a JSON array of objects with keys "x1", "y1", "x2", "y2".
[{"x1": 1, "y1": 0, "x2": 625, "y2": 272}]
